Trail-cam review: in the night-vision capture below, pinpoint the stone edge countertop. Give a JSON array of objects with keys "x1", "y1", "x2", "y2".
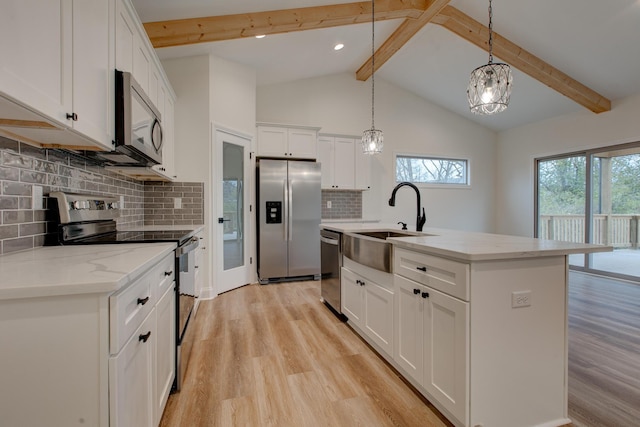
[
  {"x1": 320, "y1": 222, "x2": 612, "y2": 262},
  {"x1": 0, "y1": 243, "x2": 176, "y2": 300}
]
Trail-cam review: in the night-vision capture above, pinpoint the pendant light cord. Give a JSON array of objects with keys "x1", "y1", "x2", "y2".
[
  {"x1": 487, "y1": 0, "x2": 494, "y2": 64},
  {"x1": 371, "y1": 0, "x2": 375, "y2": 130}
]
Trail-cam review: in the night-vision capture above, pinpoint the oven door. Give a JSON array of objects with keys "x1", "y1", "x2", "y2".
[{"x1": 174, "y1": 236, "x2": 198, "y2": 391}]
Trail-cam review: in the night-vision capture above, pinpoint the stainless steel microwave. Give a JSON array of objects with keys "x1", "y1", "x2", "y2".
[{"x1": 90, "y1": 70, "x2": 163, "y2": 166}]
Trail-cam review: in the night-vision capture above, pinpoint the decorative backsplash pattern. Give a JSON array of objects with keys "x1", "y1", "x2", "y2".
[
  {"x1": 0, "y1": 135, "x2": 204, "y2": 255},
  {"x1": 143, "y1": 182, "x2": 204, "y2": 226},
  {"x1": 321, "y1": 190, "x2": 362, "y2": 219}
]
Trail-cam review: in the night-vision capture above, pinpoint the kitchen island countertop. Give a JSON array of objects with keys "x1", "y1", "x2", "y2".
[
  {"x1": 0, "y1": 243, "x2": 176, "y2": 300},
  {"x1": 320, "y1": 222, "x2": 611, "y2": 261}
]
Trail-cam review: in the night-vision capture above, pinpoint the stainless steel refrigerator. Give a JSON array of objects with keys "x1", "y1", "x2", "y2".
[{"x1": 257, "y1": 159, "x2": 321, "y2": 283}]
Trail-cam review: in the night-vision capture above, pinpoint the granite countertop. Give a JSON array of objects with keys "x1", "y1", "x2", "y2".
[
  {"x1": 0, "y1": 243, "x2": 176, "y2": 300},
  {"x1": 320, "y1": 222, "x2": 612, "y2": 261}
]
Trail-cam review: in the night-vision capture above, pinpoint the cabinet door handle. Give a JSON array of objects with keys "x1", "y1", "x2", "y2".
[
  {"x1": 416, "y1": 266, "x2": 427, "y2": 272},
  {"x1": 421, "y1": 292, "x2": 430, "y2": 299},
  {"x1": 66, "y1": 112, "x2": 78, "y2": 121},
  {"x1": 137, "y1": 296, "x2": 150, "y2": 305},
  {"x1": 139, "y1": 331, "x2": 152, "y2": 343},
  {"x1": 413, "y1": 288, "x2": 420, "y2": 295},
  {"x1": 164, "y1": 271, "x2": 173, "y2": 276}
]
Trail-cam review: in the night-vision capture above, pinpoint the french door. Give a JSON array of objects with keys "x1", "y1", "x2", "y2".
[{"x1": 535, "y1": 142, "x2": 640, "y2": 282}]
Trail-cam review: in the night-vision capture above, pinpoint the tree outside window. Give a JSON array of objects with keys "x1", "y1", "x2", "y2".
[{"x1": 396, "y1": 155, "x2": 468, "y2": 185}]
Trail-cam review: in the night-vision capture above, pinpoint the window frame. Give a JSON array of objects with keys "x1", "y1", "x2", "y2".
[{"x1": 394, "y1": 152, "x2": 472, "y2": 189}]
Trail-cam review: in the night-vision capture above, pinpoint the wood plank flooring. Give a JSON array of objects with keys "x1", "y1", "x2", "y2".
[
  {"x1": 567, "y1": 272, "x2": 640, "y2": 427},
  {"x1": 160, "y1": 281, "x2": 452, "y2": 427},
  {"x1": 161, "y1": 274, "x2": 640, "y2": 427}
]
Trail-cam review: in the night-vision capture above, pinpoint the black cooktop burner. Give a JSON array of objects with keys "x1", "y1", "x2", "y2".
[{"x1": 73, "y1": 230, "x2": 195, "y2": 246}]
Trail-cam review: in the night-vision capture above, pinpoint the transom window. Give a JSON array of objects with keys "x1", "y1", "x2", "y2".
[{"x1": 395, "y1": 155, "x2": 469, "y2": 185}]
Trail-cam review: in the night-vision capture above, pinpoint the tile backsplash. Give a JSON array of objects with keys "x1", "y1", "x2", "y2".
[
  {"x1": 143, "y1": 182, "x2": 204, "y2": 226},
  {"x1": 321, "y1": 190, "x2": 362, "y2": 219},
  {"x1": 0, "y1": 135, "x2": 203, "y2": 255}
]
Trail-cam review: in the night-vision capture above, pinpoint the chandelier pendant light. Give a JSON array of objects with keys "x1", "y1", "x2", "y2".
[
  {"x1": 362, "y1": 0, "x2": 383, "y2": 155},
  {"x1": 467, "y1": 0, "x2": 513, "y2": 115}
]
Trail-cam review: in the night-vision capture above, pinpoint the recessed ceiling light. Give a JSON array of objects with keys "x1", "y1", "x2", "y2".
[
  {"x1": 334, "y1": 43, "x2": 344, "y2": 51},
  {"x1": 255, "y1": 34, "x2": 266, "y2": 39}
]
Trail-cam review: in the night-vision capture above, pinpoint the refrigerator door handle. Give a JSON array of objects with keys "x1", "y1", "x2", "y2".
[
  {"x1": 288, "y1": 178, "x2": 293, "y2": 241},
  {"x1": 283, "y1": 180, "x2": 289, "y2": 241}
]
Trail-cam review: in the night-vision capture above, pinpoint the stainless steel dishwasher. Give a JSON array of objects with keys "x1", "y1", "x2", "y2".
[{"x1": 320, "y1": 229, "x2": 342, "y2": 314}]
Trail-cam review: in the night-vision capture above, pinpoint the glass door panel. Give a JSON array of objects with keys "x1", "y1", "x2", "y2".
[
  {"x1": 589, "y1": 149, "x2": 640, "y2": 278},
  {"x1": 536, "y1": 155, "x2": 587, "y2": 268},
  {"x1": 222, "y1": 142, "x2": 244, "y2": 271}
]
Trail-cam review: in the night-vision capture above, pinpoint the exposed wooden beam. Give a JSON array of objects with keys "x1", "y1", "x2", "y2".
[
  {"x1": 356, "y1": 0, "x2": 450, "y2": 81},
  {"x1": 433, "y1": 5, "x2": 611, "y2": 113},
  {"x1": 144, "y1": 0, "x2": 429, "y2": 49}
]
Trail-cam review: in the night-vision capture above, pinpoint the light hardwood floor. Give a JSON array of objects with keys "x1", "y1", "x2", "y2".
[
  {"x1": 567, "y1": 272, "x2": 640, "y2": 427},
  {"x1": 160, "y1": 280, "x2": 452, "y2": 427},
  {"x1": 161, "y1": 275, "x2": 640, "y2": 427}
]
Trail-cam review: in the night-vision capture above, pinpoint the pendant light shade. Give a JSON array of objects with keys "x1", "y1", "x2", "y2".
[
  {"x1": 362, "y1": 128, "x2": 383, "y2": 154},
  {"x1": 467, "y1": 0, "x2": 512, "y2": 115},
  {"x1": 362, "y1": 0, "x2": 383, "y2": 155}
]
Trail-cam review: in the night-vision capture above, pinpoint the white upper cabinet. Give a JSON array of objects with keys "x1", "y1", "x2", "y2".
[
  {"x1": 0, "y1": 0, "x2": 113, "y2": 150},
  {"x1": 318, "y1": 134, "x2": 371, "y2": 190},
  {"x1": 318, "y1": 135, "x2": 355, "y2": 189},
  {"x1": 354, "y1": 141, "x2": 372, "y2": 190},
  {"x1": 257, "y1": 124, "x2": 319, "y2": 159}
]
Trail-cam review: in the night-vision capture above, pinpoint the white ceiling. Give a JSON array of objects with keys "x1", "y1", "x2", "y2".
[{"x1": 131, "y1": 0, "x2": 640, "y2": 132}]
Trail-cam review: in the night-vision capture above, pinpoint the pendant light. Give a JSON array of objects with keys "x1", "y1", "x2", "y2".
[
  {"x1": 467, "y1": 0, "x2": 513, "y2": 115},
  {"x1": 362, "y1": 0, "x2": 383, "y2": 155}
]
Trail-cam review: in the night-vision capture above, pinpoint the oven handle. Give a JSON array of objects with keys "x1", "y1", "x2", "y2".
[{"x1": 176, "y1": 236, "x2": 199, "y2": 257}]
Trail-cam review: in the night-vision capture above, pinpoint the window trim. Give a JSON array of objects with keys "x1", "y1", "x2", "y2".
[{"x1": 394, "y1": 152, "x2": 471, "y2": 188}]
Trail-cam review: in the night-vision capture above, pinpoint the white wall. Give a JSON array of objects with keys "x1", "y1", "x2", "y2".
[
  {"x1": 210, "y1": 56, "x2": 257, "y2": 138},
  {"x1": 163, "y1": 54, "x2": 257, "y2": 296},
  {"x1": 496, "y1": 93, "x2": 640, "y2": 237},
  {"x1": 257, "y1": 73, "x2": 498, "y2": 232}
]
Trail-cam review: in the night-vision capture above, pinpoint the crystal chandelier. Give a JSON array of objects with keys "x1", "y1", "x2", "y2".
[
  {"x1": 362, "y1": 0, "x2": 383, "y2": 155},
  {"x1": 467, "y1": 0, "x2": 513, "y2": 115}
]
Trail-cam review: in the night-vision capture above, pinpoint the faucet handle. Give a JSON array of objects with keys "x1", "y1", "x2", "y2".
[{"x1": 397, "y1": 221, "x2": 408, "y2": 230}]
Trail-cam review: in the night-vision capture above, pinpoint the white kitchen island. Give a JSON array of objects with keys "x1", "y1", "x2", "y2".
[{"x1": 321, "y1": 223, "x2": 611, "y2": 427}]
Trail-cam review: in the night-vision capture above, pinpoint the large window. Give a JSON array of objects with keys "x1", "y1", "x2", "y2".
[{"x1": 396, "y1": 155, "x2": 469, "y2": 185}]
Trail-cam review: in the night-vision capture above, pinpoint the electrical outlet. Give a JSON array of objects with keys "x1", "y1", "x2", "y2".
[
  {"x1": 32, "y1": 185, "x2": 43, "y2": 210},
  {"x1": 119, "y1": 195, "x2": 124, "y2": 209},
  {"x1": 174, "y1": 197, "x2": 182, "y2": 209},
  {"x1": 327, "y1": 200, "x2": 332, "y2": 209},
  {"x1": 512, "y1": 291, "x2": 531, "y2": 308}
]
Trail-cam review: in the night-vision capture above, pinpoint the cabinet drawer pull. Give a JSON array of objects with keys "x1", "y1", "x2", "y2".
[
  {"x1": 66, "y1": 112, "x2": 78, "y2": 121},
  {"x1": 413, "y1": 288, "x2": 420, "y2": 295},
  {"x1": 421, "y1": 292, "x2": 430, "y2": 299},
  {"x1": 164, "y1": 271, "x2": 173, "y2": 276},
  {"x1": 416, "y1": 266, "x2": 427, "y2": 272},
  {"x1": 139, "y1": 331, "x2": 151, "y2": 343},
  {"x1": 137, "y1": 296, "x2": 150, "y2": 305}
]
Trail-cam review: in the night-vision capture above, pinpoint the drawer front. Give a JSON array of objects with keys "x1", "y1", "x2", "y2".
[
  {"x1": 153, "y1": 253, "x2": 175, "y2": 302},
  {"x1": 110, "y1": 268, "x2": 156, "y2": 354},
  {"x1": 394, "y1": 247, "x2": 469, "y2": 301}
]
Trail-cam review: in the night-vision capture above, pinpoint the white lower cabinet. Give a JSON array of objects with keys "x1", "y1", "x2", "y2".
[
  {"x1": 341, "y1": 261, "x2": 394, "y2": 357},
  {"x1": 395, "y1": 274, "x2": 468, "y2": 425},
  {"x1": 155, "y1": 285, "x2": 176, "y2": 426},
  {"x1": 110, "y1": 309, "x2": 155, "y2": 427},
  {"x1": 0, "y1": 250, "x2": 176, "y2": 427}
]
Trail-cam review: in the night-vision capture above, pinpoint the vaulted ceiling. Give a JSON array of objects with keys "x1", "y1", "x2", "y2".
[{"x1": 131, "y1": 0, "x2": 640, "y2": 131}]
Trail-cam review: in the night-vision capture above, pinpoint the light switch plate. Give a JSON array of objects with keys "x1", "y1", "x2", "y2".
[{"x1": 174, "y1": 197, "x2": 182, "y2": 209}]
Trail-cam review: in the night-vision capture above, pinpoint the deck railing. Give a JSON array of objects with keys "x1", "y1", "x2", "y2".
[{"x1": 539, "y1": 214, "x2": 640, "y2": 248}]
